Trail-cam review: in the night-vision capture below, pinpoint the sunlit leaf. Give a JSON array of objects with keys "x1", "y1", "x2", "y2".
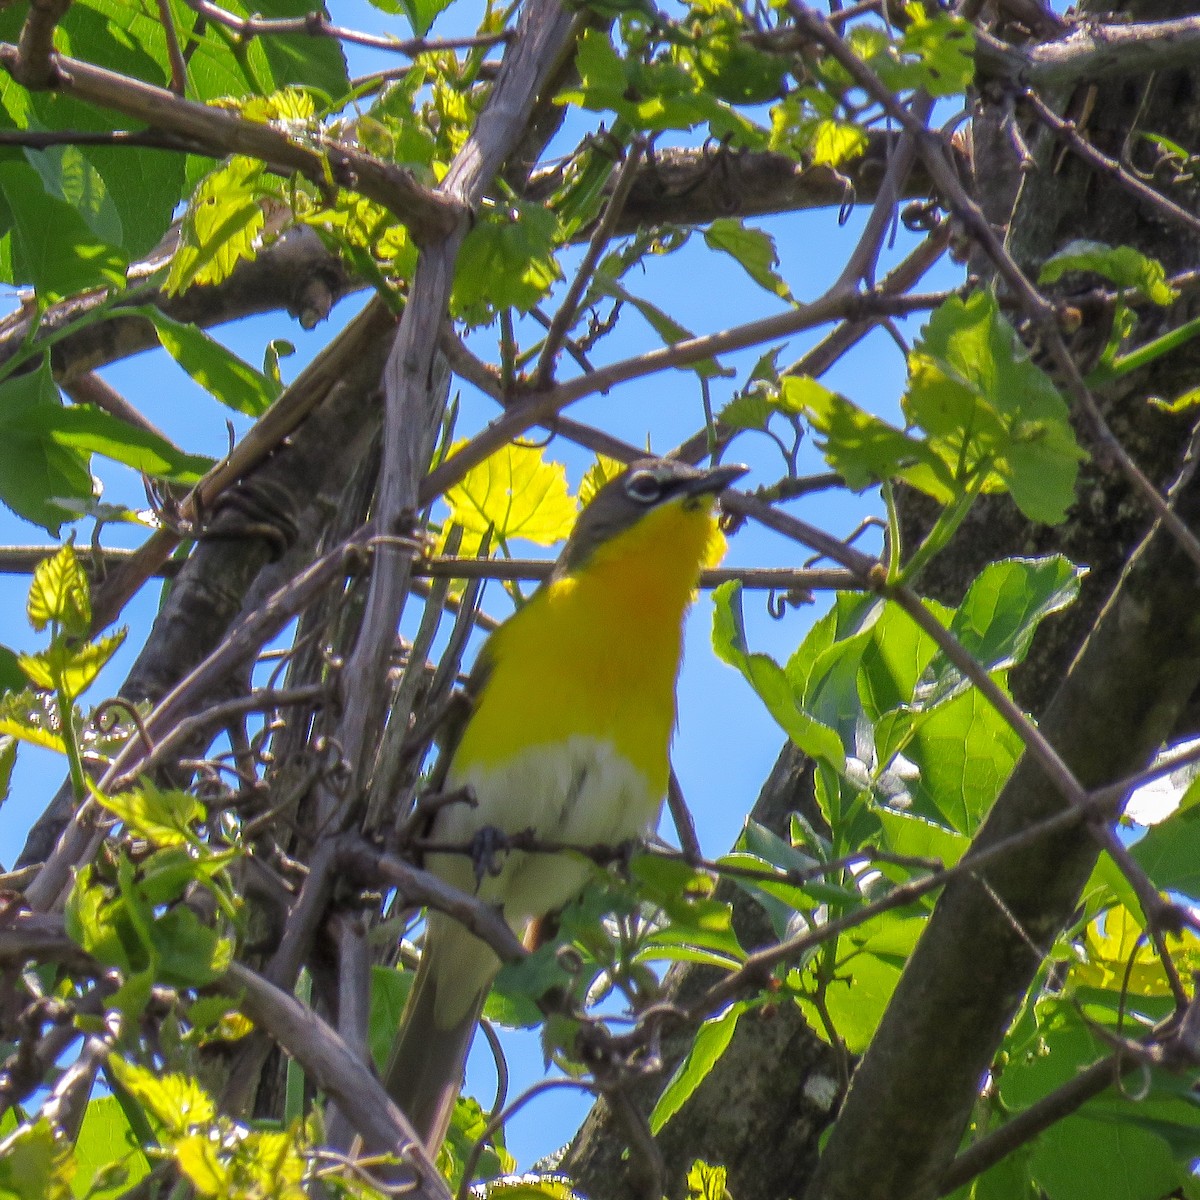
[
  {"x1": 444, "y1": 442, "x2": 577, "y2": 552},
  {"x1": 1040, "y1": 240, "x2": 1176, "y2": 306},
  {"x1": 93, "y1": 781, "x2": 205, "y2": 848},
  {"x1": 703, "y1": 219, "x2": 792, "y2": 302},
  {"x1": 28, "y1": 543, "x2": 90, "y2": 634},
  {"x1": 906, "y1": 292, "x2": 1086, "y2": 524},
  {"x1": 145, "y1": 309, "x2": 279, "y2": 417},
  {"x1": 165, "y1": 156, "x2": 267, "y2": 295},
  {"x1": 578, "y1": 454, "x2": 627, "y2": 506},
  {"x1": 712, "y1": 581, "x2": 845, "y2": 769},
  {"x1": 107, "y1": 1059, "x2": 216, "y2": 1137},
  {"x1": 651, "y1": 1002, "x2": 747, "y2": 1133}
]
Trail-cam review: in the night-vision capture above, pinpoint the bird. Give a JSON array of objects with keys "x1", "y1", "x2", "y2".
[{"x1": 384, "y1": 456, "x2": 747, "y2": 1154}]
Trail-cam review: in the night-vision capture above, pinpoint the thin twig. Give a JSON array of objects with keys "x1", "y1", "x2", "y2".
[
  {"x1": 420, "y1": 288, "x2": 951, "y2": 504},
  {"x1": 666, "y1": 769, "x2": 703, "y2": 863},
  {"x1": 155, "y1": 0, "x2": 188, "y2": 95},
  {"x1": 535, "y1": 137, "x2": 647, "y2": 385},
  {"x1": 182, "y1": 0, "x2": 510, "y2": 57},
  {"x1": 1023, "y1": 88, "x2": 1200, "y2": 240}
]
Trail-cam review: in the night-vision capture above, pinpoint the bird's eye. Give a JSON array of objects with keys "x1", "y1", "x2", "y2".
[{"x1": 624, "y1": 470, "x2": 663, "y2": 504}]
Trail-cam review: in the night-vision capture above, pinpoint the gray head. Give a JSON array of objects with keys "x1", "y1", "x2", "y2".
[{"x1": 556, "y1": 458, "x2": 747, "y2": 577}]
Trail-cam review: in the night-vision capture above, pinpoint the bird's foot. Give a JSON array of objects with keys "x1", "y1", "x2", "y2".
[{"x1": 470, "y1": 825, "x2": 509, "y2": 885}]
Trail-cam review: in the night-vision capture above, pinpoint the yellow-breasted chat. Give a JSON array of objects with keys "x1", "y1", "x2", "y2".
[{"x1": 385, "y1": 457, "x2": 747, "y2": 1152}]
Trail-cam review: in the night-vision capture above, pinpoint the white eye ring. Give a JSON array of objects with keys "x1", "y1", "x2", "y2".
[{"x1": 625, "y1": 470, "x2": 663, "y2": 504}]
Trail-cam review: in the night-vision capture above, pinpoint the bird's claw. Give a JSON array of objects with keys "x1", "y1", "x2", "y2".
[{"x1": 470, "y1": 826, "x2": 507, "y2": 885}]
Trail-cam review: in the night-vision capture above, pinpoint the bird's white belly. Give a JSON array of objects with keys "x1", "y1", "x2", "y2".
[{"x1": 433, "y1": 735, "x2": 662, "y2": 931}]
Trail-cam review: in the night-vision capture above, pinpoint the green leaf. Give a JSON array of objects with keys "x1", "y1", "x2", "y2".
[
  {"x1": 797, "y1": 915, "x2": 926, "y2": 1051},
  {"x1": 403, "y1": 0, "x2": 454, "y2": 35},
  {"x1": 74, "y1": 1095, "x2": 151, "y2": 1200},
  {"x1": 946, "y1": 556, "x2": 1083, "y2": 675},
  {"x1": 453, "y1": 201, "x2": 562, "y2": 319},
  {"x1": 27, "y1": 543, "x2": 90, "y2": 634},
  {"x1": 0, "y1": 645, "x2": 26, "y2": 695},
  {"x1": 650, "y1": 1002, "x2": 746, "y2": 1134},
  {"x1": 718, "y1": 847, "x2": 854, "y2": 940},
  {"x1": 560, "y1": 28, "x2": 762, "y2": 144},
  {"x1": 0, "y1": 1119, "x2": 73, "y2": 1200},
  {"x1": 712, "y1": 582, "x2": 845, "y2": 769},
  {"x1": 906, "y1": 291, "x2": 1086, "y2": 525},
  {"x1": 904, "y1": 685, "x2": 1023, "y2": 835},
  {"x1": 0, "y1": 159, "x2": 126, "y2": 301},
  {"x1": 165, "y1": 156, "x2": 267, "y2": 295},
  {"x1": 703, "y1": 219, "x2": 792, "y2": 302},
  {"x1": 144, "y1": 309, "x2": 279, "y2": 417},
  {"x1": 1040, "y1": 240, "x2": 1176, "y2": 306},
  {"x1": 152, "y1": 906, "x2": 234, "y2": 987},
  {"x1": 25, "y1": 142, "x2": 121, "y2": 248},
  {"x1": 1031, "y1": 1112, "x2": 1183, "y2": 1200},
  {"x1": 1132, "y1": 806, "x2": 1200, "y2": 899},
  {"x1": 800, "y1": 383, "x2": 956, "y2": 501},
  {"x1": 686, "y1": 15, "x2": 787, "y2": 105},
  {"x1": 263, "y1": 338, "x2": 295, "y2": 387},
  {"x1": 876, "y1": 809, "x2": 968, "y2": 872},
  {"x1": 252, "y1": 0, "x2": 350, "y2": 101},
  {"x1": 369, "y1": 965, "x2": 412, "y2": 1071},
  {"x1": 855, "y1": 597, "x2": 942, "y2": 720},
  {"x1": 0, "y1": 359, "x2": 94, "y2": 534},
  {"x1": 717, "y1": 391, "x2": 772, "y2": 432},
  {"x1": 29, "y1": 404, "x2": 211, "y2": 484},
  {"x1": 93, "y1": 782, "x2": 205, "y2": 848},
  {"x1": 768, "y1": 92, "x2": 869, "y2": 167},
  {"x1": 631, "y1": 855, "x2": 744, "y2": 963},
  {"x1": 872, "y1": 6, "x2": 975, "y2": 97}
]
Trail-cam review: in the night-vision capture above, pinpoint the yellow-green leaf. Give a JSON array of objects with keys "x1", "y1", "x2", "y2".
[
  {"x1": 1075, "y1": 904, "x2": 1200, "y2": 997},
  {"x1": 477, "y1": 1175, "x2": 582, "y2": 1200},
  {"x1": 0, "y1": 1119, "x2": 74, "y2": 1200},
  {"x1": 166, "y1": 156, "x2": 266, "y2": 295},
  {"x1": 578, "y1": 454, "x2": 626, "y2": 506},
  {"x1": 687, "y1": 1161, "x2": 734, "y2": 1200},
  {"x1": 107, "y1": 1059, "x2": 215, "y2": 1137},
  {"x1": 19, "y1": 630, "x2": 125, "y2": 702},
  {"x1": 0, "y1": 714, "x2": 65, "y2": 754},
  {"x1": 810, "y1": 118, "x2": 869, "y2": 167},
  {"x1": 445, "y1": 443, "x2": 577, "y2": 551},
  {"x1": 27, "y1": 544, "x2": 90, "y2": 634},
  {"x1": 173, "y1": 1134, "x2": 229, "y2": 1197},
  {"x1": 93, "y1": 781, "x2": 205, "y2": 848}
]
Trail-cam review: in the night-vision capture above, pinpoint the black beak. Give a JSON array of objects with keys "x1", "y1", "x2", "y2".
[{"x1": 683, "y1": 462, "x2": 749, "y2": 497}]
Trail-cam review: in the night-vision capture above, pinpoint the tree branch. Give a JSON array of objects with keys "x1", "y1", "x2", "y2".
[{"x1": 0, "y1": 44, "x2": 461, "y2": 242}]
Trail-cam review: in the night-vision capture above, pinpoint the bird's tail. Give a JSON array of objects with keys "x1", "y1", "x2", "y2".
[{"x1": 384, "y1": 914, "x2": 497, "y2": 1154}]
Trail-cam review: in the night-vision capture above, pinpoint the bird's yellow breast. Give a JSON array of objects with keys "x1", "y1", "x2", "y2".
[{"x1": 450, "y1": 496, "x2": 722, "y2": 792}]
